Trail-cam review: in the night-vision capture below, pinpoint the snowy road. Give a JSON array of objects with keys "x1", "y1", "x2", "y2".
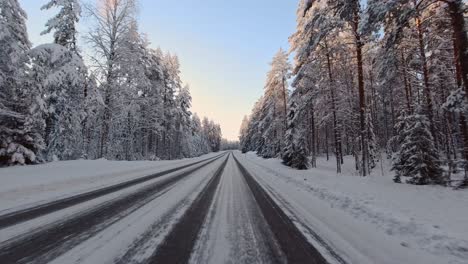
[{"x1": 0, "y1": 152, "x2": 331, "y2": 264}]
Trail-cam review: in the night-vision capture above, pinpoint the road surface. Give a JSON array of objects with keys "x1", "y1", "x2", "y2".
[{"x1": 0, "y1": 152, "x2": 334, "y2": 264}]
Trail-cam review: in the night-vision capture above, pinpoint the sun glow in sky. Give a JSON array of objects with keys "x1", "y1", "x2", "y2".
[{"x1": 21, "y1": 0, "x2": 297, "y2": 140}]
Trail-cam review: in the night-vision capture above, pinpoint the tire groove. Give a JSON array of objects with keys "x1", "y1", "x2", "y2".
[
  {"x1": 233, "y1": 154, "x2": 328, "y2": 264},
  {"x1": 148, "y1": 153, "x2": 230, "y2": 264},
  {"x1": 0, "y1": 154, "x2": 227, "y2": 264},
  {"x1": 0, "y1": 153, "x2": 225, "y2": 230}
]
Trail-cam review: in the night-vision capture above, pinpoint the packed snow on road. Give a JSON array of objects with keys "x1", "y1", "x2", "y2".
[{"x1": 0, "y1": 151, "x2": 466, "y2": 264}]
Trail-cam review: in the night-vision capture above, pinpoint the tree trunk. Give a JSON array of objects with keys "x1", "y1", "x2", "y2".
[
  {"x1": 325, "y1": 41, "x2": 342, "y2": 173},
  {"x1": 415, "y1": 3, "x2": 437, "y2": 147},
  {"x1": 325, "y1": 124, "x2": 329, "y2": 161},
  {"x1": 100, "y1": 85, "x2": 111, "y2": 158},
  {"x1": 446, "y1": 0, "x2": 468, "y2": 185},
  {"x1": 401, "y1": 51, "x2": 413, "y2": 113},
  {"x1": 352, "y1": 9, "x2": 368, "y2": 176},
  {"x1": 282, "y1": 74, "x2": 288, "y2": 135},
  {"x1": 447, "y1": 0, "x2": 468, "y2": 95},
  {"x1": 310, "y1": 107, "x2": 317, "y2": 168}
]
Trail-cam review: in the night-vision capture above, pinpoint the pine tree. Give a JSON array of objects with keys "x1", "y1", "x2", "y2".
[
  {"x1": 29, "y1": 44, "x2": 86, "y2": 161},
  {"x1": 176, "y1": 84, "x2": 193, "y2": 158},
  {"x1": 392, "y1": 109, "x2": 444, "y2": 185},
  {"x1": 282, "y1": 90, "x2": 309, "y2": 170},
  {"x1": 259, "y1": 49, "x2": 291, "y2": 158},
  {"x1": 0, "y1": 0, "x2": 45, "y2": 166},
  {"x1": 39, "y1": 0, "x2": 87, "y2": 161},
  {"x1": 41, "y1": 0, "x2": 81, "y2": 51}
]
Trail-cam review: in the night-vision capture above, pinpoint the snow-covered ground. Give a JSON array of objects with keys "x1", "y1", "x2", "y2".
[
  {"x1": 2, "y1": 151, "x2": 467, "y2": 264},
  {"x1": 49, "y1": 157, "x2": 226, "y2": 264},
  {"x1": 0, "y1": 154, "x2": 228, "y2": 264},
  {"x1": 0, "y1": 152, "x2": 220, "y2": 214},
  {"x1": 235, "y1": 151, "x2": 468, "y2": 264}
]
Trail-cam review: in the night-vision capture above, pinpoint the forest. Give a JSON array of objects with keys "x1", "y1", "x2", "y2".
[
  {"x1": 0, "y1": 0, "x2": 223, "y2": 166},
  {"x1": 240, "y1": 0, "x2": 468, "y2": 187}
]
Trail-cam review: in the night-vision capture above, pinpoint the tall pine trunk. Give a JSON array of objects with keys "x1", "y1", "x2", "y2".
[
  {"x1": 352, "y1": 8, "x2": 368, "y2": 176},
  {"x1": 401, "y1": 51, "x2": 413, "y2": 113},
  {"x1": 325, "y1": 41, "x2": 342, "y2": 173},
  {"x1": 447, "y1": 1, "x2": 468, "y2": 185},
  {"x1": 414, "y1": 2, "x2": 437, "y2": 148},
  {"x1": 447, "y1": 0, "x2": 468, "y2": 95}
]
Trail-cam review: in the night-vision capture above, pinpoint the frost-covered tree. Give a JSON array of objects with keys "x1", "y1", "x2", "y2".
[
  {"x1": 282, "y1": 90, "x2": 309, "y2": 169},
  {"x1": 160, "y1": 52, "x2": 181, "y2": 159},
  {"x1": 289, "y1": 0, "x2": 348, "y2": 173},
  {"x1": 41, "y1": 0, "x2": 81, "y2": 51},
  {"x1": 29, "y1": 44, "x2": 86, "y2": 161},
  {"x1": 0, "y1": 0, "x2": 45, "y2": 165},
  {"x1": 259, "y1": 49, "x2": 291, "y2": 158},
  {"x1": 86, "y1": 0, "x2": 137, "y2": 158},
  {"x1": 38, "y1": 0, "x2": 87, "y2": 161},
  {"x1": 239, "y1": 115, "x2": 250, "y2": 150},
  {"x1": 239, "y1": 49, "x2": 291, "y2": 158},
  {"x1": 190, "y1": 113, "x2": 211, "y2": 155},
  {"x1": 176, "y1": 84, "x2": 193, "y2": 158},
  {"x1": 1, "y1": 0, "x2": 223, "y2": 166},
  {"x1": 392, "y1": 109, "x2": 444, "y2": 185}
]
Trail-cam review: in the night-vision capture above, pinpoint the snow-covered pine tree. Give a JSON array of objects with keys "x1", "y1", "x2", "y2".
[
  {"x1": 257, "y1": 49, "x2": 291, "y2": 158},
  {"x1": 116, "y1": 20, "x2": 153, "y2": 160},
  {"x1": 140, "y1": 47, "x2": 165, "y2": 160},
  {"x1": 29, "y1": 44, "x2": 86, "y2": 161},
  {"x1": 190, "y1": 114, "x2": 204, "y2": 155},
  {"x1": 38, "y1": 0, "x2": 87, "y2": 161},
  {"x1": 176, "y1": 84, "x2": 193, "y2": 158},
  {"x1": 391, "y1": 111, "x2": 409, "y2": 183},
  {"x1": 240, "y1": 97, "x2": 265, "y2": 154},
  {"x1": 239, "y1": 115, "x2": 250, "y2": 152},
  {"x1": 392, "y1": 109, "x2": 444, "y2": 185},
  {"x1": 315, "y1": 0, "x2": 369, "y2": 176},
  {"x1": 282, "y1": 89, "x2": 309, "y2": 170},
  {"x1": 41, "y1": 0, "x2": 81, "y2": 51},
  {"x1": 160, "y1": 52, "x2": 181, "y2": 159},
  {"x1": 0, "y1": 0, "x2": 45, "y2": 166}
]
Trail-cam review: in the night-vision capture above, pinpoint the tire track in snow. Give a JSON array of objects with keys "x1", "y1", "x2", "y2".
[
  {"x1": 112, "y1": 154, "x2": 230, "y2": 264},
  {"x1": 0, "y1": 153, "x2": 227, "y2": 264},
  {"x1": 0, "y1": 153, "x2": 225, "y2": 230},
  {"x1": 147, "y1": 153, "x2": 230, "y2": 263},
  {"x1": 236, "y1": 154, "x2": 348, "y2": 264},
  {"x1": 233, "y1": 154, "x2": 329, "y2": 264},
  {"x1": 190, "y1": 152, "x2": 285, "y2": 264}
]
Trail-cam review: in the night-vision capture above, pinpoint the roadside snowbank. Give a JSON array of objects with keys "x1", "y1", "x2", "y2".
[{"x1": 236, "y1": 151, "x2": 468, "y2": 264}]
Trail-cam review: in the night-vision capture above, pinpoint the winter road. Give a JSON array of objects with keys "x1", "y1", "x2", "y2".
[{"x1": 0, "y1": 152, "x2": 333, "y2": 264}]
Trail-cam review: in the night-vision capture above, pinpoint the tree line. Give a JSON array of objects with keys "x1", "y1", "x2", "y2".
[
  {"x1": 0, "y1": 0, "x2": 222, "y2": 166},
  {"x1": 240, "y1": 0, "x2": 468, "y2": 187}
]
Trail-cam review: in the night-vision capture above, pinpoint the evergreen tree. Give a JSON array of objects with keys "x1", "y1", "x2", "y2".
[
  {"x1": 39, "y1": 0, "x2": 87, "y2": 161},
  {"x1": 176, "y1": 84, "x2": 193, "y2": 158},
  {"x1": 41, "y1": 0, "x2": 81, "y2": 51},
  {"x1": 392, "y1": 109, "x2": 444, "y2": 185},
  {"x1": 282, "y1": 90, "x2": 309, "y2": 170},
  {"x1": 0, "y1": 0, "x2": 45, "y2": 165},
  {"x1": 260, "y1": 49, "x2": 291, "y2": 158},
  {"x1": 29, "y1": 44, "x2": 86, "y2": 161}
]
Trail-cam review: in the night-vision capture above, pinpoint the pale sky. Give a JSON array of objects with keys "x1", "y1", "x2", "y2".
[{"x1": 21, "y1": 0, "x2": 297, "y2": 140}]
